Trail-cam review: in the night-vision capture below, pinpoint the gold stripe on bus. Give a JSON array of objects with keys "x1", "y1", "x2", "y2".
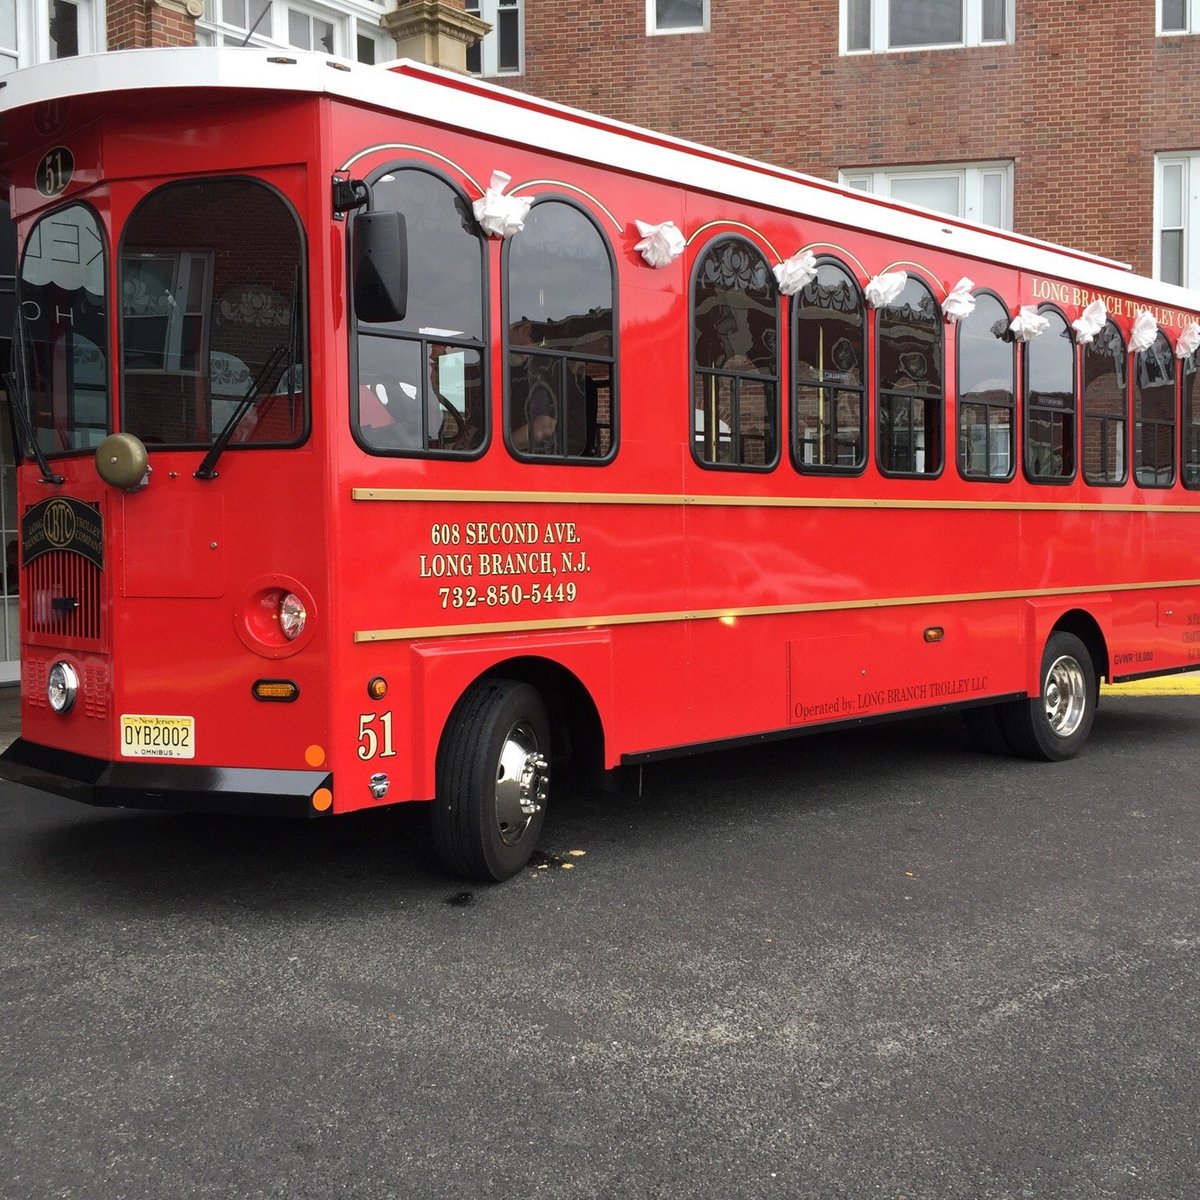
[
  {"x1": 354, "y1": 577, "x2": 1200, "y2": 643},
  {"x1": 351, "y1": 486, "x2": 1200, "y2": 515}
]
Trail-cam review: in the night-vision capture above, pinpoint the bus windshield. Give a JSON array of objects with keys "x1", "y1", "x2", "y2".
[{"x1": 119, "y1": 177, "x2": 306, "y2": 449}]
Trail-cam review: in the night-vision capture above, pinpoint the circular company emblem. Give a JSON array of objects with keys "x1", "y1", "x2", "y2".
[
  {"x1": 35, "y1": 146, "x2": 74, "y2": 198},
  {"x1": 43, "y1": 499, "x2": 77, "y2": 550}
]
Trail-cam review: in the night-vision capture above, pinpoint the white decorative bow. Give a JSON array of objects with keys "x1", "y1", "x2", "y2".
[
  {"x1": 773, "y1": 249, "x2": 819, "y2": 296},
  {"x1": 1130, "y1": 310, "x2": 1159, "y2": 353},
  {"x1": 864, "y1": 270, "x2": 907, "y2": 309},
  {"x1": 1071, "y1": 300, "x2": 1108, "y2": 345},
  {"x1": 1176, "y1": 321, "x2": 1200, "y2": 359},
  {"x1": 633, "y1": 220, "x2": 686, "y2": 268},
  {"x1": 472, "y1": 170, "x2": 532, "y2": 238},
  {"x1": 1009, "y1": 306, "x2": 1049, "y2": 342},
  {"x1": 941, "y1": 277, "x2": 976, "y2": 324}
]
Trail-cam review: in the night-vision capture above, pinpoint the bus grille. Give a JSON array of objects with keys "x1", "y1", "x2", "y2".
[{"x1": 25, "y1": 549, "x2": 104, "y2": 646}]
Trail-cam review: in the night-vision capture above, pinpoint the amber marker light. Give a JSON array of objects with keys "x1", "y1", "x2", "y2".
[
  {"x1": 924, "y1": 627, "x2": 945, "y2": 643},
  {"x1": 311, "y1": 787, "x2": 333, "y2": 813},
  {"x1": 253, "y1": 679, "x2": 299, "y2": 701},
  {"x1": 367, "y1": 676, "x2": 389, "y2": 700}
]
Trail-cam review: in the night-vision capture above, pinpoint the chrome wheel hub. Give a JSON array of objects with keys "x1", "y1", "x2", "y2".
[
  {"x1": 495, "y1": 720, "x2": 549, "y2": 846},
  {"x1": 1044, "y1": 654, "x2": 1086, "y2": 738}
]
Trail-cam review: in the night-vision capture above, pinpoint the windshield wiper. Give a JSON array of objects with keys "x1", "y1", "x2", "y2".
[
  {"x1": 5, "y1": 313, "x2": 64, "y2": 485},
  {"x1": 196, "y1": 269, "x2": 299, "y2": 481},
  {"x1": 194, "y1": 342, "x2": 290, "y2": 481}
]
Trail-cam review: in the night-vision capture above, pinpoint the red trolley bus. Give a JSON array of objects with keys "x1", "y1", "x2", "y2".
[{"x1": 2, "y1": 48, "x2": 1199, "y2": 880}]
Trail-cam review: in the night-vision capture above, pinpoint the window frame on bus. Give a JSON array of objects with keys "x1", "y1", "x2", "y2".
[
  {"x1": 1022, "y1": 303, "x2": 1078, "y2": 485},
  {"x1": 350, "y1": 162, "x2": 490, "y2": 461},
  {"x1": 1080, "y1": 317, "x2": 1128, "y2": 488},
  {"x1": 790, "y1": 255, "x2": 868, "y2": 477},
  {"x1": 118, "y1": 175, "x2": 309, "y2": 453},
  {"x1": 1182, "y1": 350, "x2": 1200, "y2": 487},
  {"x1": 501, "y1": 194, "x2": 618, "y2": 466},
  {"x1": 955, "y1": 288, "x2": 1016, "y2": 483},
  {"x1": 875, "y1": 273, "x2": 944, "y2": 479},
  {"x1": 690, "y1": 233, "x2": 781, "y2": 474},
  {"x1": 1133, "y1": 329, "x2": 1177, "y2": 489},
  {"x1": 18, "y1": 199, "x2": 111, "y2": 458}
]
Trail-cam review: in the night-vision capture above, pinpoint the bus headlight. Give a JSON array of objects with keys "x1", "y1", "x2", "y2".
[
  {"x1": 280, "y1": 592, "x2": 307, "y2": 640},
  {"x1": 47, "y1": 661, "x2": 79, "y2": 714}
]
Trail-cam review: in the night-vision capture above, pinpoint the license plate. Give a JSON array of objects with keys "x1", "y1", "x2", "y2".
[{"x1": 120, "y1": 714, "x2": 195, "y2": 759}]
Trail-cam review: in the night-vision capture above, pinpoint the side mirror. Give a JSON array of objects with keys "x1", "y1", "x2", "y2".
[{"x1": 353, "y1": 211, "x2": 407, "y2": 324}]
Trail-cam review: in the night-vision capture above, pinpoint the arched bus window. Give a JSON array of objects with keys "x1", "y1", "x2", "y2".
[
  {"x1": 792, "y1": 258, "x2": 866, "y2": 473},
  {"x1": 17, "y1": 203, "x2": 109, "y2": 454},
  {"x1": 1024, "y1": 307, "x2": 1076, "y2": 482},
  {"x1": 1081, "y1": 319, "x2": 1127, "y2": 486},
  {"x1": 354, "y1": 167, "x2": 487, "y2": 456},
  {"x1": 505, "y1": 198, "x2": 616, "y2": 462},
  {"x1": 691, "y1": 236, "x2": 779, "y2": 470},
  {"x1": 1134, "y1": 331, "x2": 1176, "y2": 488},
  {"x1": 1183, "y1": 352, "x2": 1200, "y2": 487},
  {"x1": 121, "y1": 179, "x2": 305, "y2": 448},
  {"x1": 877, "y1": 276, "x2": 942, "y2": 476},
  {"x1": 957, "y1": 291, "x2": 1014, "y2": 480}
]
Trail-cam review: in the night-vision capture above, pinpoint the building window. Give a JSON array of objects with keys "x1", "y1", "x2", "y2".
[
  {"x1": 792, "y1": 258, "x2": 867, "y2": 473},
  {"x1": 466, "y1": 0, "x2": 522, "y2": 74},
  {"x1": 648, "y1": 0, "x2": 708, "y2": 34},
  {"x1": 1159, "y1": 1, "x2": 1200, "y2": 33},
  {"x1": 355, "y1": 168, "x2": 487, "y2": 457},
  {"x1": 956, "y1": 290, "x2": 1014, "y2": 479},
  {"x1": 505, "y1": 200, "x2": 616, "y2": 462},
  {"x1": 1155, "y1": 155, "x2": 1195, "y2": 286},
  {"x1": 691, "y1": 237, "x2": 779, "y2": 470},
  {"x1": 1024, "y1": 307, "x2": 1075, "y2": 482},
  {"x1": 1134, "y1": 332, "x2": 1176, "y2": 488},
  {"x1": 843, "y1": 0, "x2": 1011, "y2": 53},
  {"x1": 197, "y1": 0, "x2": 387, "y2": 64},
  {"x1": 1081, "y1": 319, "x2": 1127, "y2": 486},
  {"x1": 876, "y1": 275, "x2": 943, "y2": 476},
  {"x1": 841, "y1": 162, "x2": 1013, "y2": 230},
  {"x1": 2, "y1": 0, "x2": 102, "y2": 70}
]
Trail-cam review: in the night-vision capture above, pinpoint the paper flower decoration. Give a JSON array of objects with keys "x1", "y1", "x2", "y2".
[
  {"x1": 941, "y1": 277, "x2": 976, "y2": 324},
  {"x1": 1071, "y1": 300, "x2": 1107, "y2": 345},
  {"x1": 1176, "y1": 322, "x2": 1200, "y2": 359},
  {"x1": 1130, "y1": 310, "x2": 1159, "y2": 353},
  {"x1": 472, "y1": 170, "x2": 532, "y2": 238},
  {"x1": 633, "y1": 220, "x2": 685, "y2": 268},
  {"x1": 864, "y1": 270, "x2": 907, "y2": 309},
  {"x1": 773, "y1": 249, "x2": 819, "y2": 296},
  {"x1": 1009, "y1": 306, "x2": 1049, "y2": 342}
]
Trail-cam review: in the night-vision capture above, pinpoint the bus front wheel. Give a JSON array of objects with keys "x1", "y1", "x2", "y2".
[
  {"x1": 1001, "y1": 632, "x2": 1097, "y2": 762},
  {"x1": 432, "y1": 679, "x2": 550, "y2": 881}
]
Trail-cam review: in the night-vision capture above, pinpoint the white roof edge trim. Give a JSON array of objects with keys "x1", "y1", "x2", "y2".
[{"x1": 2, "y1": 48, "x2": 1197, "y2": 316}]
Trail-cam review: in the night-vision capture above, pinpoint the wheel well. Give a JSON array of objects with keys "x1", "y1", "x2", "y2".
[
  {"x1": 477, "y1": 656, "x2": 605, "y2": 780},
  {"x1": 1051, "y1": 609, "x2": 1109, "y2": 683}
]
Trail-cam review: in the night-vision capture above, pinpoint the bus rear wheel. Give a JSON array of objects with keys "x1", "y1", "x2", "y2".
[
  {"x1": 432, "y1": 679, "x2": 550, "y2": 881},
  {"x1": 1000, "y1": 631, "x2": 1097, "y2": 762}
]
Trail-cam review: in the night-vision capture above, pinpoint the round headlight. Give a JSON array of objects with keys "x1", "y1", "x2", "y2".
[
  {"x1": 279, "y1": 592, "x2": 307, "y2": 641},
  {"x1": 47, "y1": 661, "x2": 79, "y2": 714}
]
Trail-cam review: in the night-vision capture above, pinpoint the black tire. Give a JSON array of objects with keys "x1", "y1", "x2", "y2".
[
  {"x1": 432, "y1": 679, "x2": 550, "y2": 882},
  {"x1": 1000, "y1": 631, "x2": 1097, "y2": 762}
]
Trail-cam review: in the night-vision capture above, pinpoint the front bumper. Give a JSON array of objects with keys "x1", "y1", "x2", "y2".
[{"x1": 0, "y1": 738, "x2": 333, "y2": 818}]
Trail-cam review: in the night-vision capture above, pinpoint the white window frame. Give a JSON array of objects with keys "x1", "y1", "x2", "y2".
[
  {"x1": 841, "y1": 0, "x2": 1013, "y2": 55},
  {"x1": 2, "y1": 0, "x2": 106, "y2": 70},
  {"x1": 1154, "y1": 154, "x2": 1200, "y2": 286},
  {"x1": 466, "y1": 0, "x2": 523, "y2": 75},
  {"x1": 839, "y1": 161, "x2": 1014, "y2": 230},
  {"x1": 646, "y1": 0, "x2": 709, "y2": 36},
  {"x1": 196, "y1": 0, "x2": 387, "y2": 63},
  {"x1": 1158, "y1": 1, "x2": 1200, "y2": 34}
]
